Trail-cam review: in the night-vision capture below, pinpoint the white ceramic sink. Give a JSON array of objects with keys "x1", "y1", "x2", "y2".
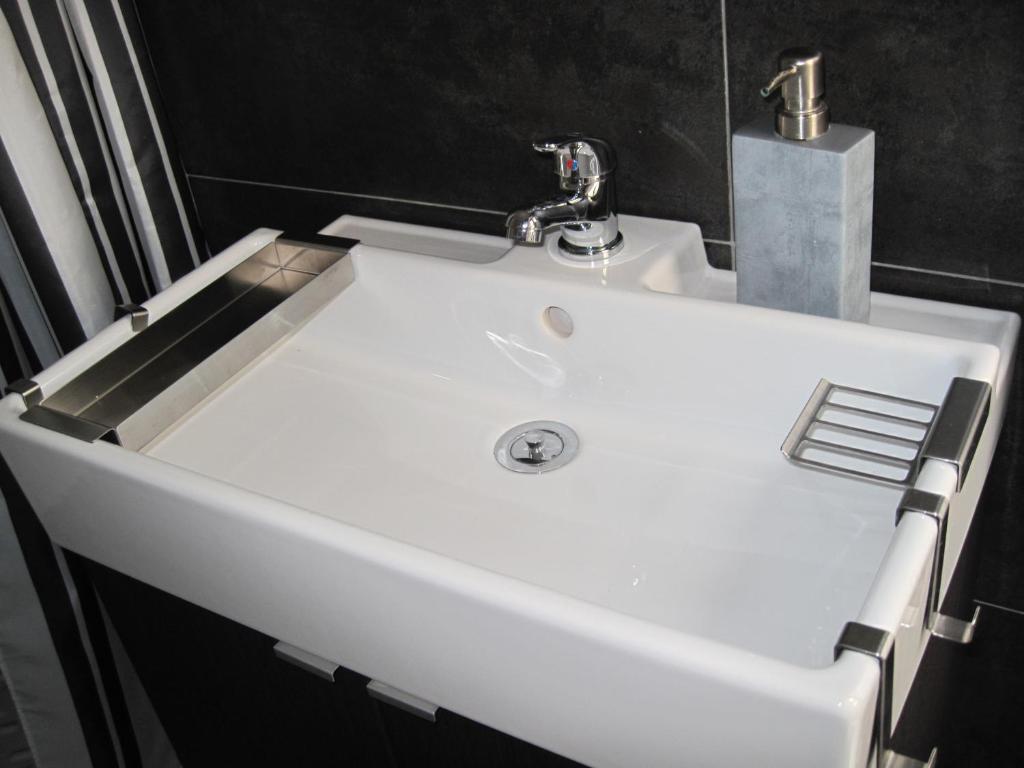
[{"x1": 0, "y1": 214, "x2": 1017, "y2": 768}]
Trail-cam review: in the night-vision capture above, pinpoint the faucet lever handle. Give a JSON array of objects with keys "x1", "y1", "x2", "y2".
[
  {"x1": 532, "y1": 135, "x2": 584, "y2": 153},
  {"x1": 531, "y1": 135, "x2": 616, "y2": 180}
]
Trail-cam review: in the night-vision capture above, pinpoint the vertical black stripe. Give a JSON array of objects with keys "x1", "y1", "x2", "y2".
[
  {"x1": 82, "y1": 0, "x2": 201, "y2": 282},
  {"x1": 117, "y1": 0, "x2": 208, "y2": 264},
  {"x1": 0, "y1": 281, "x2": 33, "y2": 380},
  {"x1": 64, "y1": 552, "x2": 144, "y2": 768},
  {"x1": 0, "y1": 456, "x2": 120, "y2": 768},
  {"x1": 0, "y1": 296, "x2": 26, "y2": 383},
  {"x1": 0, "y1": 140, "x2": 87, "y2": 353},
  {"x1": 2, "y1": 0, "x2": 122, "y2": 302},
  {"x1": 0, "y1": 205, "x2": 62, "y2": 369},
  {"x1": 0, "y1": 0, "x2": 154, "y2": 302},
  {"x1": 0, "y1": 280, "x2": 41, "y2": 374}
]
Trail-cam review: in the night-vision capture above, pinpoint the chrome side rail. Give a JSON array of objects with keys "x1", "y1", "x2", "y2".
[
  {"x1": 835, "y1": 622, "x2": 938, "y2": 768},
  {"x1": 896, "y1": 489, "x2": 980, "y2": 645},
  {"x1": 13, "y1": 232, "x2": 358, "y2": 450}
]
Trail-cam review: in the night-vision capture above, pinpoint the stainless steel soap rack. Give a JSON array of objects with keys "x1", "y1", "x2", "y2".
[
  {"x1": 5, "y1": 232, "x2": 358, "y2": 451},
  {"x1": 784, "y1": 376, "x2": 993, "y2": 768},
  {"x1": 782, "y1": 377, "x2": 990, "y2": 490}
]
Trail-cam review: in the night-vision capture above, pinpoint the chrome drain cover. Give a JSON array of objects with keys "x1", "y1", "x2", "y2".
[{"x1": 494, "y1": 420, "x2": 579, "y2": 474}]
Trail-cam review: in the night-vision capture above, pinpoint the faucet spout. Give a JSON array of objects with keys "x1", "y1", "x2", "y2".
[
  {"x1": 504, "y1": 135, "x2": 624, "y2": 260},
  {"x1": 505, "y1": 195, "x2": 589, "y2": 245}
]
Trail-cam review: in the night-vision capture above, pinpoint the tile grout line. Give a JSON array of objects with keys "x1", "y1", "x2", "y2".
[
  {"x1": 719, "y1": 0, "x2": 735, "y2": 269},
  {"x1": 187, "y1": 173, "x2": 507, "y2": 216},
  {"x1": 188, "y1": 173, "x2": 1023, "y2": 291},
  {"x1": 872, "y1": 261, "x2": 1024, "y2": 290},
  {"x1": 975, "y1": 599, "x2": 1024, "y2": 618}
]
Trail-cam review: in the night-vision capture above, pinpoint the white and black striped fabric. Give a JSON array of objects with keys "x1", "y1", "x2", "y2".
[
  {"x1": 0, "y1": 0, "x2": 207, "y2": 387},
  {"x1": 1, "y1": 3, "x2": 206, "y2": 767}
]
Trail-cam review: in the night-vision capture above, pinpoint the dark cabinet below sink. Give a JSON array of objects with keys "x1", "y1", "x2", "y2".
[{"x1": 83, "y1": 558, "x2": 584, "y2": 768}]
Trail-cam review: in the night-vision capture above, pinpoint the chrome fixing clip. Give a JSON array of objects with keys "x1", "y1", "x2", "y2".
[
  {"x1": 834, "y1": 622, "x2": 938, "y2": 768},
  {"x1": 272, "y1": 641, "x2": 339, "y2": 682},
  {"x1": 114, "y1": 303, "x2": 150, "y2": 332},
  {"x1": 895, "y1": 489, "x2": 980, "y2": 645},
  {"x1": 919, "y1": 378, "x2": 990, "y2": 492},
  {"x1": 366, "y1": 680, "x2": 439, "y2": 723},
  {"x1": 4, "y1": 378, "x2": 42, "y2": 408}
]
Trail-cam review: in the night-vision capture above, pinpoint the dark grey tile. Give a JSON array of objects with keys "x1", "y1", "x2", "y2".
[
  {"x1": 190, "y1": 177, "x2": 505, "y2": 253},
  {"x1": 137, "y1": 0, "x2": 731, "y2": 240},
  {"x1": 891, "y1": 453, "x2": 993, "y2": 762},
  {"x1": 973, "y1": 377, "x2": 1024, "y2": 613},
  {"x1": 937, "y1": 604, "x2": 1024, "y2": 767},
  {"x1": 893, "y1": 603, "x2": 1024, "y2": 767},
  {"x1": 703, "y1": 240, "x2": 733, "y2": 269},
  {"x1": 727, "y1": 0, "x2": 1024, "y2": 282},
  {"x1": 870, "y1": 264, "x2": 1024, "y2": 312}
]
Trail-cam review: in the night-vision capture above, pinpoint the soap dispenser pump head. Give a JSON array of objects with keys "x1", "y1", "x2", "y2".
[{"x1": 760, "y1": 48, "x2": 830, "y2": 141}]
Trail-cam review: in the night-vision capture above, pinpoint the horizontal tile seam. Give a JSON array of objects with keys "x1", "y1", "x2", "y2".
[
  {"x1": 186, "y1": 174, "x2": 507, "y2": 216},
  {"x1": 974, "y1": 599, "x2": 1024, "y2": 618},
  {"x1": 873, "y1": 261, "x2": 1024, "y2": 290},
  {"x1": 186, "y1": 174, "x2": 1022, "y2": 291}
]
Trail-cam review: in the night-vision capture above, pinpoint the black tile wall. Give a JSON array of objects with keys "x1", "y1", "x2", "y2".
[
  {"x1": 136, "y1": 0, "x2": 731, "y2": 240},
  {"x1": 702, "y1": 240, "x2": 733, "y2": 270},
  {"x1": 129, "y1": 0, "x2": 1024, "y2": 763},
  {"x1": 189, "y1": 176, "x2": 506, "y2": 253},
  {"x1": 191, "y1": 175, "x2": 739, "y2": 269},
  {"x1": 727, "y1": 0, "x2": 1024, "y2": 282}
]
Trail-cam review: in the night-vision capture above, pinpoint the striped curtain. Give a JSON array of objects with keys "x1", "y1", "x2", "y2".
[
  {"x1": 0, "y1": 0, "x2": 207, "y2": 389},
  {"x1": 1, "y1": 3, "x2": 205, "y2": 766}
]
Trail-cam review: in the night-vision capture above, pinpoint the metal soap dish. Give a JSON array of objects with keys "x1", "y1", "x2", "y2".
[{"x1": 782, "y1": 377, "x2": 990, "y2": 490}]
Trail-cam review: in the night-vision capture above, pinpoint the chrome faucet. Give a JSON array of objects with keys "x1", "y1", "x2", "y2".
[{"x1": 505, "y1": 135, "x2": 624, "y2": 260}]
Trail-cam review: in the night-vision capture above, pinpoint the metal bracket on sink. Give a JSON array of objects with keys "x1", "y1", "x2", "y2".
[
  {"x1": 835, "y1": 622, "x2": 938, "y2": 768},
  {"x1": 272, "y1": 641, "x2": 438, "y2": 722},
  {"x1": 896, "y1": 489, "x2": 980, "y2": 645},
  {"x1": 4, "y1": 378, "x2": 43, "y2": 408},
  {"x1": 918, "y1": 378, "x2": 991, "y2": 492},
  {"x1": 273, "y1": 641, "x2": 340, "y2": 681},
  {"x1": 782, "y1": 377, "x2": 991, "y2": 489},
  {"x1": 114, "y1": 303, "x2": 150, "y2": 332},
  {"x1": 366, "y1": 680, "x2": 439, "y2": 722}
]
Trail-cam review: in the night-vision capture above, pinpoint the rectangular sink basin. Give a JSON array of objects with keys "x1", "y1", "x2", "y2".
[{"x1": 0, "y1": 215, "x2": 1017, "y2": 768}]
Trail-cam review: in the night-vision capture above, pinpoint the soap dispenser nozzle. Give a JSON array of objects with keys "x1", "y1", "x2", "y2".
[{"x1": 760, "y1": 48, "x2": 829, "y2": 141}]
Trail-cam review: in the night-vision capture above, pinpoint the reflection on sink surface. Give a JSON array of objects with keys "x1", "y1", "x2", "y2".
[{"x1": 0, "y1": 214, "x2": 1017, "y2": 768}]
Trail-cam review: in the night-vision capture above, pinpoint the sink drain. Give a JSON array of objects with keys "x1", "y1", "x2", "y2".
[{"x1": 494, "y1": 420, "x2": 579, "y2": 474}]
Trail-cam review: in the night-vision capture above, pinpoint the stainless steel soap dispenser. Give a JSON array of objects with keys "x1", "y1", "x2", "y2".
[{"x1": 733, "y1": 48, "x2": 875, "y2": 322}]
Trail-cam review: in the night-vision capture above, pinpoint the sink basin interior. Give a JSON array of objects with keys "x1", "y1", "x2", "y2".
[{"x1": 143, "y1": 244, "x2": 993, "y2": 669}]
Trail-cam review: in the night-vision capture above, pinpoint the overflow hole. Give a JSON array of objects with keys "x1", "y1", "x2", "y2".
[{"x1": 543, "y1": 306, "x2": 574, "y2": 338}]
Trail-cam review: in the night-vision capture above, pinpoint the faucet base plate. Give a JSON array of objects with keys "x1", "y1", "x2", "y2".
[{"x1": 557, "y1": 232, "x2": 625, "y2": 261}]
